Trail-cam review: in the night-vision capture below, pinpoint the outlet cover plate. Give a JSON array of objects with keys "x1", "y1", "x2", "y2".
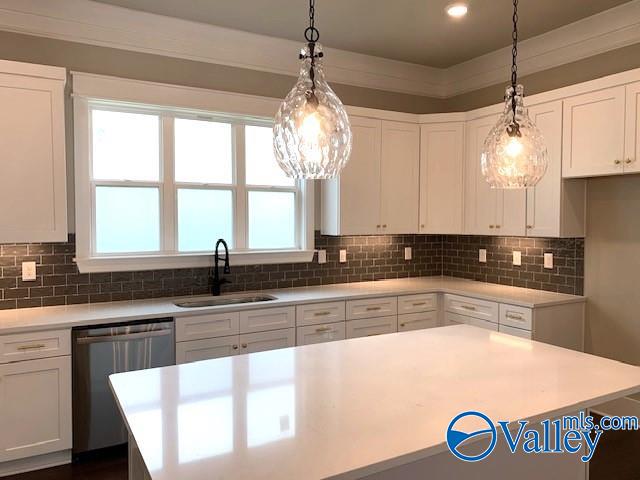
[
  {"x1": 404, "y1": 247, "x2": 412, "y2": 260},
  {"x1": 317, "y1": 250, "x2": 327, "y2": 264},
  {"x1": 339, "y1": 249, "x2": 347, "y2": 263},
  {"x1": 544, "y1": 253, "x2": 554, "y2": 269},
  {"x1": 22, "y1": 261, "x2": 37, "y2": 281},
  {"x1": 479, "y1": 249, "x2": 487, "y2": 263},
  {"x1": 512, "y1": 251, "x2": 522, "y2": 266}
]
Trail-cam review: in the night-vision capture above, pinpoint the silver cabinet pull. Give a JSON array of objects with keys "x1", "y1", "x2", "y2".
[
  {"x1": 76, "y1": 329, "x2": 172, "y2": 344},
  {"x1": 382, "y1": 224, "x2": 387, "y2": 228},
  {"x1": 313, "y1": 311, "x2": 332, "y2": 317},
  {"x1": 489, "y1": 225, "x2": 495, "y2": 229},
  {"x1": 315, "y1": 326, "x2": 333, "y2": 333},
  {"x1": 399, "y1": 323, "x2": 406, "y2": 327},
  {"x1": 232, "y1": 345, "x2": 239, "y2": 350},
  {"x1": 526, "y1": 225, "x2": 533, "y2": 229},
  {"x1": 365, "y1": 306, "x2": 382, "y2": 311},
  {"x1": 625, "y1": 158, "x2": 634, "y2": 164},
  {"x1": 376, "y1": 224, "x2": 381, "y2": 228},
  {"x1": 495, "y1": 225, "x2": 501, "y2": 229},
  {"x1": 17, "y1": 343, "x2": 46, "y2": 351},
  {"x1": 506, "y1": 313, "x2": 523, "y2": 320},
  {"x1": 412, "y1": 302, "x2": 427, "y2": 307},
  {"x1": 241, "y1": 343, "x2": 248, "y2": 348},
  {"x1": 461, "y1": 305, "x2": 477, "y2": 311},
  {"x1": 615, "y1": 159, "x2": 622, "y2": 165}
]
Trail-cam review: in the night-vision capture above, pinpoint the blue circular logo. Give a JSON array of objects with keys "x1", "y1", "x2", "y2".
[{"x1": 446, "y1": 411, "x2": 497, "y2": 462}]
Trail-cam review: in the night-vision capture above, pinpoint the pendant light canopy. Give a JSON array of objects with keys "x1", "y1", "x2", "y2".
[
  {"x1": 273, "y1": 0, "x2": 352, "y2": 179},
  {"x1": 481, "y1": 0, "x2": 548, "y2": 189}
]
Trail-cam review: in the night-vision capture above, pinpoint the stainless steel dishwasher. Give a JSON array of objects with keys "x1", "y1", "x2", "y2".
[{"x1": 72, "y1": 319, "x2": 175, "y2": 455}]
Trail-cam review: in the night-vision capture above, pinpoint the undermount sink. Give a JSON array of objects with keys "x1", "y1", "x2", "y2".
[{"x1": 174, "y1": 294, "x2": 277, "y2": 308}]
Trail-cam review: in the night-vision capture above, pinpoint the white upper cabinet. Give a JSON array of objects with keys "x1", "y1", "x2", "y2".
[
  {"x1": 526, "y1": 101, "x2": 586, "y2": 237},
  {"x1": 380, "y1": 121, "x2": 419, "y2": 234},
  {"x1": 464, "y1": 115, "x2": 525, "y2": 236},
  {"x1": 0, "y1": 60, "x2": 67, "y2": 243},
  {"x1": 322, "y1": 117, "x2": 419, "y2": 235},
  {"x1": 562, "y1": 86, "x2": 626, "y2": 177},
  {"x1": 419, "y1": 122, "x2": 464, "y2": 234},
  {"x1": 623, "y1": 81, "x2": 640, "y2": 174}
]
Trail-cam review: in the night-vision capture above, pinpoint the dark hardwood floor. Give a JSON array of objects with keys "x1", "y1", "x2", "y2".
[
  {"x1": 5, "y1": 417, "x2": 639, "y2": 480},
  {"x1": 5, "y1": 447, "x2": 127, "y2": 480}
]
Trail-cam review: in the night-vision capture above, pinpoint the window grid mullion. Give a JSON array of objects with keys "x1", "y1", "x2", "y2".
[
  {"x1": 235, "y1": 124, "x2": 247, "y2": 250},
  {"x1": 162, "y1": 116, "x2": 176, "y2": 253}
]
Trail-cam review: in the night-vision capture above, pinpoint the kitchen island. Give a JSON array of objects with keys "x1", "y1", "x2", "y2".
[{"x1": 109, "y1": 325, "x2": 640, "y2": 480}]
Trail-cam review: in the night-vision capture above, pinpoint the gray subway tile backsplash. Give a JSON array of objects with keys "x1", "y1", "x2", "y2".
[{"x1": 0, "y1": 232, "x2": 584, "y2": 310}]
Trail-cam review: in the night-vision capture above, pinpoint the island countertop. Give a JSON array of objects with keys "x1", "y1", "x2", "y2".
[
  {"x1": 109, "y1": 325, "x2": 640, "y2": 480},
  {"x1": 0, "y1": 276, "x2": 583, "y2": 334}
]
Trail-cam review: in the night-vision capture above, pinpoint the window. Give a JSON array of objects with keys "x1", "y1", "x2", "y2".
[{"x1": 75, "y1": 98, "x2": 313, "y2": 272}]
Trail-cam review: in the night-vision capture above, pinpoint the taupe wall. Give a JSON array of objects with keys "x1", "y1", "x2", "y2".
[
  {"x1": 585, "y1": 176, "x2": 640, "y2": 367},
  {"x1": 0, "y1": 31, "x2": 445, "y2": 114}
]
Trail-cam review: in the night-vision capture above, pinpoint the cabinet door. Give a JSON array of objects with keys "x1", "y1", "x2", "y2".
[
  {"x1": 337, "y1": 116, "x2": 382, "y2": 235},
  {"x1": 239, "y1": 328, "x2": 295, "y2": 354},
  {"x1": 380, "y1": 121, "x2": 420, "y2": 234},
  {"x1": 176, "y1": 336, "x2": 239, "y2": 364},
  {"x1": 346, "y1": 316, "x2": 397, "y2": 339},
  {"x1": 398, "y1": 311, "x2": 439, "y2": 332},
  {"x1": 0, "y1": 356, "x2": 72, "y2": 462},
  {"x1": 526, "y1": 101, "x2": 563, "y2": 237},
  {"x1": 464, "y1": 115, "x2": 500, "y2": 235},
  {"x1": 0, "y1": 73, "x2": 67, "y2": 242},
  {"x1": 419, "y1": 123, "x2": 464, "y2": 234},
  {"x1": 562, "y1": 86, "x2": 625, "y2": 177},
  {"x1": 624, "y1": 81, "x2": 640, "y2": 174},
  {"x1": 496, "y1": 188, "x2": 526, "y2": 237},
  {"x1": 296, "y1": 322, "x2": 346, "y2": 346}
]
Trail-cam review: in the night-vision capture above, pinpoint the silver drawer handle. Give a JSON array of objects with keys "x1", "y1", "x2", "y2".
[
  {"x1": 461, "y1": 305, "x2": 477, "y2": 311},
  {"x1": 76, "y1": 329, "x2": 172, "y2": 344},
  {"x1": 241, "y1": 343, "x2": 248, "y2": 348},
  {"x1": 412, "y1": 302, "x2": 427, "y2": 307},
  {"x1": 315, "y1": 326, "x2": 333, "y2": 333},
  {"x1": 17, "y1": 343, "x2": 46, "y2": 351},
  {"x1": 506, "y1": 313, "x2": 524, "y2": 320},
  {"x1": 400, "y1": 323, "x2": 405, "y2": 327},
  {"x1": 366, "y1": 306, "x2": 382, "y2": 311},
  {"x1": 313, "y1": 311, "x2": 332, "y2": 317},
  {"x1": 232, "y1": 345, "x2": 239, "y2": 350}
]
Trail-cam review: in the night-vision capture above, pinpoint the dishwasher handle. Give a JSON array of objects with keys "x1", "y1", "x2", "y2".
[{"x1": 75, "y1": 329, "x2": 173, "y2": 345}]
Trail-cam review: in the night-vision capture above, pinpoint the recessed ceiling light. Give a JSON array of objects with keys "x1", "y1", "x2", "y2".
[{"x1": 446, "y1": 3, "x2": 468, "y2": 18}]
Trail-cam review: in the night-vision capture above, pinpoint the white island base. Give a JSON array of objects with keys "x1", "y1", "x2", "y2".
[{"x1": 111, "y1": 325, "x2": 640, "y2": 480}]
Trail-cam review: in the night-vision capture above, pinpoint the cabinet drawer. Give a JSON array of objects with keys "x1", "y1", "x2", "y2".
[
  {"x1": 398, "y1": 311, "x2": 439, "y2": 332},
  {"x1": 346, "y1": 316, "x2": 397, "y2": 339},
  {"x1": 297, "y1": 323, "x2": 346, "y2": 346},
  {"x1": 296, "y1": 301, "x2": 346, "y2": 327},
  {"x1": 444, "y1": 312, "x2": 498, "y2": 331},
  {"x1": 239, "y1": 307, "x2": 295, "y2": 334},
  {"x1": 499, "y1": 324, "x2": 533, "y2": 339},
  {"x1": 0, "y1": 329, "x2": 70, "y2": 364},
  {"x1": 398, "y1": 293, "x2": 438, "y2": 314},
  {"x1": 444, "y1": 294, "x2": 498, "y2": 323},
  {"x1": 346, "y1": 297, "x2": 397, "y2": 320},
  {"x1": 176, "y1": 336, "x2": 239, "y2": 364},
  {"x1": 176, "y1": 312, "x2": 240, "y2": 342},
  {"x1": 499, "y1": 304, "x2": 533, "y2": 331},
  {"x1": 239, "y1": 328, "x2": 295, "y2": 354}
]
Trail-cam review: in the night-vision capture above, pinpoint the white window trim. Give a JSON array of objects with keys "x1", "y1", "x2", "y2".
[{"x1": 72, "y1": 73, "x2": 314, "y2": 273}]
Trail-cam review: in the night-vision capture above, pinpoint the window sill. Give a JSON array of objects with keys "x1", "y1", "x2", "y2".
[{"x1": 75, "y1": 250, "x2": 316, "y2": 273}]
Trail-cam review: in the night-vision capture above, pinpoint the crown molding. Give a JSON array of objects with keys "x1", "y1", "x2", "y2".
[{"x1": 0, "y1": 0, "x2": 640, "y2": 99}]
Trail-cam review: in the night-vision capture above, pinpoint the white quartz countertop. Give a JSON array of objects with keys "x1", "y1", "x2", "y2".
[
  {"x1": 109, "y1": 325, "x2": 640, "y2": 480},
  {"x1": 0, "y1": 276, "x2": 584, "y2": 335}
]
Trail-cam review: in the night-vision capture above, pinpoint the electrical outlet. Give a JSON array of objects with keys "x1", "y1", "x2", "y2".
[
  {"x1": 339, "y1": 249, "x2": 347, "y2": 263},
  {"x1": 544, "y1": 253, "x2": 554, "y2": 269},
  {"x1": 479, "y1": 249, "x2": 487, "y2": 263},
  {"x1": 317, "y1": 250, "x2": 327, "y2": 264},
  {"x1": 512, "y1": 251, "x2": 522, "y2": 266},
  {"x1": 404, "y1": 247, "x2": 412, "y2": 260},
  {"x1": 22, "y1": 261, "x2": 37, "y2": 281}
]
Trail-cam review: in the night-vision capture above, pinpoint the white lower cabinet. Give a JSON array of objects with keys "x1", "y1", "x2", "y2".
[
  {"x1": 346, "y1": 316, "x2": 397, "y2": 339},
  {"x1": 239, "y1": 329, "x2": 295, "y2": 354},
  {"x1": 398, "y1": 311, "x2": 439, "y2": 332},
  {"x1": 499, "y1": 324, "x2": 532, "y2": 339},
  {"x1": 297, "y1": 323, "x2": 346, "y2": 346},
  {"x1": 444, "y1": 312, "x2": 498, "y2": 331},
  {"x1": 176, "y1": 335, "x2": 239, "y2": 364},
  {"x1": 0, "y1": 355, "x2": 72, "y2": 462}
]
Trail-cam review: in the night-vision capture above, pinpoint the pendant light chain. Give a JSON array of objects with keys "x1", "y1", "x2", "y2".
[
  {"x1": 301, "y1": 0, "x2": 322, "y2": 95},
  {"x1": 508, "y1": 0, "x2": 520, "y2": 137}
]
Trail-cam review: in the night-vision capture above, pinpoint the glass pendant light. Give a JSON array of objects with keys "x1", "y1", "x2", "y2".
[
  {"x1": 273, "y1": 0, "x2": 352, "y2": 179},
  {"x1": 481, "y1": 0, "x2": 548, "y2": 189}
]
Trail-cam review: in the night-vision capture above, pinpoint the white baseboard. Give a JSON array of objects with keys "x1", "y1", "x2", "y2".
[{"x1": 0, "y1": 450, "x2": 71, "y2": 477}]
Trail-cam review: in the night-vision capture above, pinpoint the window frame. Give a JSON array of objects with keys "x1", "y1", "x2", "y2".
[{"x1": 74, "y1": 96, "x2": 314, "y2": 273}]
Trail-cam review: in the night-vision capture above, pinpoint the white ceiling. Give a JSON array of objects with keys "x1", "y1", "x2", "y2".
[{"x1": 92, "y1": 0, "x2": 631, "y2": 67}]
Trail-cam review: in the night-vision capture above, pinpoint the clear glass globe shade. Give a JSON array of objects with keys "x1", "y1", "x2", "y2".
[
  {"x1": 481, "y1": 85, "x2": 548, "y2": 188},
  {"x1": 273, "y1": 43, "x2": 352, "y2": 179}
]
